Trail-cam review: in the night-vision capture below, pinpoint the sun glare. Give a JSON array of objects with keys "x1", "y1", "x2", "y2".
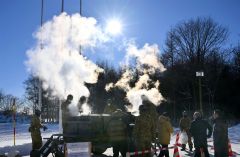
[{"x1": 106, "y1": 19, "x2": 122, "y2": 35}]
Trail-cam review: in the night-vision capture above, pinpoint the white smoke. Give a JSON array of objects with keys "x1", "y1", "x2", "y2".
[
  {"x1": 125, "y1": 43, "x2": 165, "y2": 73},
  {"x1": 26, "y1": 13, "x2": 107, "y2": 114},
  {"x1": 106, "y1": 43, "x2": 166, "y2": 115}
]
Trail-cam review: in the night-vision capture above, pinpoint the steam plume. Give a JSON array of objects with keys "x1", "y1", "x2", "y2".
[
  {"x1": 26, "y1": 13, "x2": 107, "y2": 115},
  {"x1": 106, "y1": 43, "x2": 166, "y2": 115}
]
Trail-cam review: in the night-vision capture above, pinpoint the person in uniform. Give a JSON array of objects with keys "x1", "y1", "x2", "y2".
[
  {"x1": 77, "y1": 96, "x2": 87, "y2": 114},
  {"x1": 157, "y1": 112, "x2": 173, "y2": 157},
  {"x1": 190, "y1": 111, "x2": 212, "y2": 157},
  {"x1": 29, "y1": 109, "x2": 47, "y2": 150},
  {"x1": 141, "y1": 95, "x2": 158, "y2": 133},
  {"x1": 107, "y1": 109, "x2": 129, "y2": 157},
  {"x1": 179, "y1": 110, "x2": 193, "y2": 151},
  {"x1": 104, "y1": 98, "x2": 117, "y2": 114},
  {"x1": 133, "y1": 105, "x2": 155, "y2": 157},
  {"x1": 61, "y1": 94, "x2": 73, "y2": 133},
  {"x1": 213, "y1": 109, "x2": 228, "y2": 157}
]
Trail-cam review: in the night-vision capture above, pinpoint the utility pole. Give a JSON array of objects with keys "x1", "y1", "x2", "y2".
[
  {"x1": 59, "y1": 0, "x2": 65, "y2": 133},
  {"x1": 80, "y1": 0, "x2": 82, "y2": 15},
  {"x1": 61, "y1": 0, "x2": 64, "y2": 13},
  {"x1": 196, "y1": 71, "x2": 204, "y2": 115},
  {"x1": 79, "y1": 0, "x2": 82, "y2": 55}
]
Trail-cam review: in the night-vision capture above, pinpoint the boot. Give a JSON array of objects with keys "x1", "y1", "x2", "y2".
[{"x1": 181, "y1": 144, "x2": 186, "y2": 151}]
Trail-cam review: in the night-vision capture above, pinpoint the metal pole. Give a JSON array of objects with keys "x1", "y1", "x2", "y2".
[
  {"x1": 41, "y1": 0, "x2": 44, "y2": 27},
  {"x1": 80, "y1": 0, "x2": 82, "y2": 15},
  {"x1": 38, "y1": 0, "x2": 44, "y2": 113},
  {"x1": 59, "y1": 0, "x2": 64, "y2": 133},
  {"x1": 79, "y1": 0, "x2": 82, "y2": 55},
  {"x1": 13, "y1": 99, "x2": 16, "y2": 146},
  {"x1": 199, "y1": 77, "x2": 203, "y2": 115},
  {"x1": 61, "y1": 0, "x2": 64, "y2": 13},
  {"x1": 196, "y1": 71, "x2": 204, "y2": 115}
]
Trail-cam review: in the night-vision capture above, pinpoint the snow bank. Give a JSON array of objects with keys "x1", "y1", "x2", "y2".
[{"x1": 0, "y1": 123, "x2": 239, "y2": 156}]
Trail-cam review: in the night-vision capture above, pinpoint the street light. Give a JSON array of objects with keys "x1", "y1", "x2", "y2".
[{"x1": 196, "y1": 71, "x2": 204, "y2": 114}]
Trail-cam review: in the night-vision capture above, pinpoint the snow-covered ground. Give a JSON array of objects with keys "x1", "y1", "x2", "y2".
[{"x1": 0, "y1": 123, "x2": 239, "y2": 157}]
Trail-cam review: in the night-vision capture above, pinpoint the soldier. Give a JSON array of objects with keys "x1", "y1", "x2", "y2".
[
  {"x1": 190, "y1": 111, "x2": 212, "y2": 157},
  {"x1": 157, "y1": 112, "x2": 173, "y2": 157},
  {"x1": 179, "y1": 111, "x2": 193, "y2": 151},
  {"x1": 141, "y1": 95, "x2": 158, "y2": 132},
  {"x1": 107, "y1": 109, "x2": 129, "y2": 157},
  {"x1": 104, "y1": 98, "x2": 117, "y2": 114},
  {"x1": 213, "y1": 109, "x2": 228, "y2": 157},
  {"x1": 77, "y1": 96, "x2": 87, "y2": 114},
  {"x1": 133, "y1": 105, "x2": 155, "y2": 157},
  {"x1": 61, "y1": 94, "x2": 73, "y2": 133},
  {"x1": 29, "y1": 109, "x2": 47, "y2": 150}
]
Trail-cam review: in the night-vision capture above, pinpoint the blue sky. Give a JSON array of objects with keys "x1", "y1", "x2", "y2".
[{"x1": 0, "y1": 0, "x2": 239, "y2": 97}]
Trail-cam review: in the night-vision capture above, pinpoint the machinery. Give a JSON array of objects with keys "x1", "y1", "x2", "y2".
[{"x1": 31, "y1": 113, "x2": 135, "y2": 157}]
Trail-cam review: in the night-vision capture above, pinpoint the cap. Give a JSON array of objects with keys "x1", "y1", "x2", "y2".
[
  {"x1": 182, "y1": 110, "x2": 187, "y2": 116},
  {"x1": 35, "y1": 109, "x2": 41, "y2": 116},
  {"x1": 67, "y1": 94, "x2": 73, "y2": 100}
]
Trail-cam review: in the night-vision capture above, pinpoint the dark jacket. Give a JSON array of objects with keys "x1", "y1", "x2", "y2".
[
  {"x1": 179, "y1": 116, "x2": 191, "y2": 131},
  {"x1": 190, "y1": 118, "x2": 212, "y2": 148},
  {"x1": 213, "y1": 118, "x2": 228, "y2": 157}
]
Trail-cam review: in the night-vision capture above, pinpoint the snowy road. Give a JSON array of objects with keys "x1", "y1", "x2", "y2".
[{"x1": 0, "y1": 123, "x2": 240, "y2": 157}]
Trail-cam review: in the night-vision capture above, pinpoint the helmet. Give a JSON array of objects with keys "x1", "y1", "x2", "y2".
[
  {"x1": 193, "y1": 111, "x2": 201, "y2": 119},
  {"x1": 141, "y1": 95, "x2": 149, "y2": 101},
  {"x1": 107, "y1": 99, "x2": 112, "y2": 104},
  {"x1": 79, "y1": 96, "x2": 86, "y2": 104},
  {"x1": 67, "y1": 94, "x2": 73, "y2": 101},
  {"x1": 35, "y1": 109, "x2": 41, "y2": 116},
  {"x1": 162, "y1": 112, "x2": 169, "y2": 118},
  {"x1": 182, "y1": 111, "x2": 187, "y2": 116}
]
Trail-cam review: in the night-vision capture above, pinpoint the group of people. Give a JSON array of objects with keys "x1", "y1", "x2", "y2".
[
  {"x1": 106, "y1": 96, "x2": 229, "y2": 157},
  {"x1": 187, "y1": 110, "x2": 228, "y2": 157},
  {"x1": 29, "y1": 94, "x2": 229, "y2": 157},
  {"x1": 133, "y1": 101, "x2": 229, "y2": 157}
]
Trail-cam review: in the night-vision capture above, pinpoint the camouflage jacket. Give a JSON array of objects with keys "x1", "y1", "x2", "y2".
[
  {"x1": 133, "y1": 113, "x2": 155, "y2": 142},
  {"x1": 29, "y1": 115, "x2": 43, "y2": 134},
  {"x1": 179, "y1": 116, "x2": 191, "y2": 131},
  {"x1": 61, "y1": 100, "x2": 71, "y2": 124}
]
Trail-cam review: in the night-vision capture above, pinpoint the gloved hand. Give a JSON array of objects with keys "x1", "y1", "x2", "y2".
[{"x1": 43, "y1": 125, "x2": 48, "y2": 131}]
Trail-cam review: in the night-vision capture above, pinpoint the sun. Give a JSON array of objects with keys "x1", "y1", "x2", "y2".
[{"x1": 106, "y1": 19, "x2": 122, "y2": 35}]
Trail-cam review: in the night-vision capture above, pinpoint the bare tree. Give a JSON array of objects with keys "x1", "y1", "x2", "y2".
[
  {"x1": 24, "y1": 75, "x2": 41, "y2": 111},
  {"x1": 168, "y1": 17, "x2": 228, "y2": 68},
  {"x1": 24, "y1": 75, "x2": 60, "y2": 121},
  {"x1": 162, "y1": 17, "x2": 229, "y2": 114}
]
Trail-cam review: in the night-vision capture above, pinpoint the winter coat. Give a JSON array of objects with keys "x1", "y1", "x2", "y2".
[
  {"x1": 143, "y1": 100, "x2": 158, "y2": 129},
  {"x1": 104, "y1": 104, "x2": 117, "y2": 114},
  {"x1": 107, "y1": 110, "x2": 128, "y2": 143},
  {"x1": 179, "y1": 116, "x2": 191, "y2": 131},
  {"x1": 30, "y1": 115, "x2": 43, "y2": 149},
  {"x1": 190, "y1": 118, "x2": 212, "y2": 148},
  {"x1": 133, "y1": 112, "x2": 155, "y2": 150},
  {"x1": 61, "y1": 100, "x2": 71, "y2": 130},
  {"x1": 157, "y1": 115, "x2": 173, "y2": 145},
  {"x1": 213, "y1": 118, "x2": 228, "y2": 157}
]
